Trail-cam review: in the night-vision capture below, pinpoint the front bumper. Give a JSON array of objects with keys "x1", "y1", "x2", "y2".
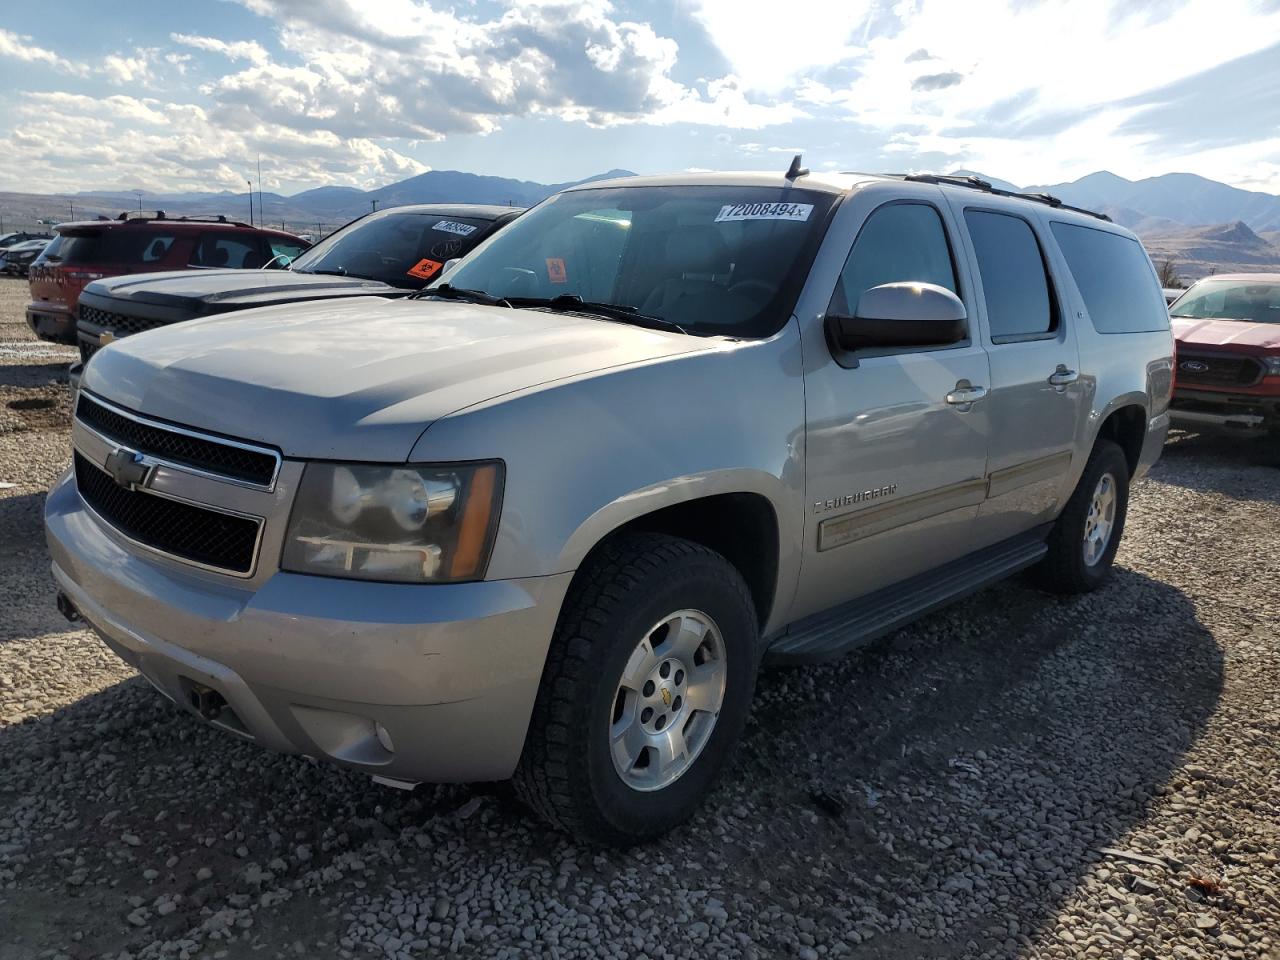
[
  {"x1": 46, "y1": 470, "x2": 572, "y2": 783},
  {"x1": 26, "y1": 303, "x2": 76, "y2": 345},
  {"x1": 1170, "y1": 389, "x2": 1280, "y2": 437}
]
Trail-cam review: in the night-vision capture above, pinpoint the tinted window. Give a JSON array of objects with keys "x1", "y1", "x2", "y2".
[
  {"x1": 268, "y1": 238, "x2": 308, "y2": 265},
  {"x1": 831, "y1": 202, "x2": 956, "y2": 315},
  {"x1": 1050, "y1": 222, "x2": 1168, "y2": 333},
  {"x1": 191, "y1": 234, "x2": 264, "y2": 269},
  {"x1": 292, "y1": 212, "x2": 493, "y2": 288},
  {"x1": 1170, "y1": 278, "x2": 1280, "y2": 325},
  {"x1": 965, "y1": 210, "x2": 1054, "y2": 340},
  {"x1": 442, "y1": 186, "x2": 836, "y2": 337},
  {"x1": 43, "y1": 229, "x2": 178, "y2": 266}
]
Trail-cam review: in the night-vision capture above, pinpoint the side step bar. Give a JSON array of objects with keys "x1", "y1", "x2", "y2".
[{"x1": 766, "y1": 529, "x2": 1050, "y2": 664}]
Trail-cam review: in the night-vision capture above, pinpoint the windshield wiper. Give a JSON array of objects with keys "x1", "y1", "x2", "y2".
[
  {"x1": 509, "y1": 295, "x2": 689, "y2": 335},
  {"x1": 306, "y1": 267, "x2": 348, "y2": 277},
  {"x1": 413, "y1": 283, "x2": 512, "y2": 307}
]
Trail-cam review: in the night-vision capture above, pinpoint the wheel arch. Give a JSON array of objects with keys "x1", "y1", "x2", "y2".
[
  {"x1": 1093, "y1": 398, "x2": 1148, "y2": 476},
  {"x1": 559, "y1": 480, "x2": 787, "y2": 633}
]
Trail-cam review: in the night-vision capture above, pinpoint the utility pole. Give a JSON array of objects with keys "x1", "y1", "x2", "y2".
[
  {"x1": 371, "y1": 199, "x2": 378, "y2": 213},
  {"x1": 69, "y1": 200, "x2": 74, "y2": 220},
  {"x1": 257, "y1": 154, "x2": 264, "y2": 229},
  {"x1": 247, "y1": 179, "x2": 254, "y2": 227},
  {"x1": 133, "y1": 190, "x2": 144, "y2": 215}
]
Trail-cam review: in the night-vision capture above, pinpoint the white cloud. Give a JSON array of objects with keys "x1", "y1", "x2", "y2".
[
  {"x1": 0, "y1": 28, "x2": 88, "y2": 76},
  {"x1": 0, "y1": 92, "x2": 428, "y2": 194},
  {"x1": 171, "y1": 33, "x2": 271, "y2": 65},
  {"x1": 688, "y1": 0, "x2": 872, "y2": 92}
]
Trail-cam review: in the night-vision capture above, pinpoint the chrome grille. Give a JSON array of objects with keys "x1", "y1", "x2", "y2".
[
  {"x1": 74, "y1": 453, "x2": 261, "y2": 575},
  {"x1": 76, "y1": 393, "x2": 280, "y2": 488}
]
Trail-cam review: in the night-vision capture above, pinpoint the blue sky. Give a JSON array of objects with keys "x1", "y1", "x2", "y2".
[{"x1": 1, "y1": 0, "x2": 1278, "y2": 197}]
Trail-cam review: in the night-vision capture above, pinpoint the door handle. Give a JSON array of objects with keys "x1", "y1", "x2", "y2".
[
  {"x1": 1048, "y1": 367, "x2": 1079, "y2": 387},
  {"x1": 945, "y1": 384, "x2": 988, "y2": 405}
]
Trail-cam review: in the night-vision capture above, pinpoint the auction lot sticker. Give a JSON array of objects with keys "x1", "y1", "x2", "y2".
[
  {"x1": 433, "y1": 221, "x2": 478, "y2": 236},
  {"x1": 714, "y1": 202, "x2": 813, "y2": 223},
  {"x1": 407, "y1": 258, "x2": 444, "y2": 280},
  {"x1": 546, "y1": 257, "x2": 568, "y2": 283}
]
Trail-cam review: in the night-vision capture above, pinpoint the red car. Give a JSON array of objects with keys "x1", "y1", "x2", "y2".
[
  {"x1": 26, "y1": 214, "x2": 309, "y2": 344},
  {"x1": 1168, "y1": 273, "x2": 1280, "y2": 437}
]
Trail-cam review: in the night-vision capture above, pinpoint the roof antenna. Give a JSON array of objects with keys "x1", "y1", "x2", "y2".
[{"x1": 784, "y1": 154, "x2": 809, "y2": 181}]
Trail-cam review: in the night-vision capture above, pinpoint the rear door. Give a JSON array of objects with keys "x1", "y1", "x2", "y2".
[
  {"x1": 947, "y1": 202, "x2": 1085, "y2": 546},
  {"x1": 791, "y1": 188, "x2": 991, "y2": 622}
]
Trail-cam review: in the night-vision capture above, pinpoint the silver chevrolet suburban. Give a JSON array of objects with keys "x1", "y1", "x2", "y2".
[{"x1": 46, "y1": 169, "x2": 1174, "y2": 845}]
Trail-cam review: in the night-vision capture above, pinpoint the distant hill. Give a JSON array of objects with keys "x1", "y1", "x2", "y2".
[
  {"x1": 1141, "y1": 221, "x2": 1280, "y2": 281},
  {"x1": 1021, "y1": 171, "x2": 1280, "y2": 233}
]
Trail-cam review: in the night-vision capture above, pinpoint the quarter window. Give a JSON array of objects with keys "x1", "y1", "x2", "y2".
[
  {"x1": 964, "y1": 210, "x2": 1055, "y2": 341},
  {"x1": 830, "y1": 202, "x2": 957, "y2": 315},
  {"x1": 1050, "y1": 222, "x2": 1169, "y2": 334}
]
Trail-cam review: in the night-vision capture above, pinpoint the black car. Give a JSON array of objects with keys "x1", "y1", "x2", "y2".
[
  {"x1": 0, "y1": 230, "x2": 52, "y2": 254},
  {"x1": 74, "y1": 203, "x2": 521, "y2": 371},
  {"x1": 0, "y1": 238, "x2": 51, "y2": 276}
]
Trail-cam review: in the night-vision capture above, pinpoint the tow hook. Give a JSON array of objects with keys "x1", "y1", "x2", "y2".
[
  {"x1": 188, "y1": 683, "x2": 227, "y2": 722},
  {"x1": 55, "y1": 592, "x2": 81, "y2": 623}
]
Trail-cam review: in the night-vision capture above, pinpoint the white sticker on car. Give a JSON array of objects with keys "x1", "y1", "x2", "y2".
[
  {"x1": 433, "y1": 220, "x2": 478, "y2": 236},
  {"x1": 714, "y1": 202, "x2": 813, "y2": 223}
]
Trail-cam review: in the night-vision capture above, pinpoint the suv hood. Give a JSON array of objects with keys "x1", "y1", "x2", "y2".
[
  {"x1": 1172, "y1": 316, "x2": 1280, "y2": 351},
  {"x1": 81, "y1": 296, "x2": 707, "y2": 460},
  {"x1": 84, "y1": 269, "x2": 400, "y2": 314}
]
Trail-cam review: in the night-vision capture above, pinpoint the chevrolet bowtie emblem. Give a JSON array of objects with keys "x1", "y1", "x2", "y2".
[
  {"x1": 660, "y1": 687, "x2": 672, "y2": 707},
  {"x1": 104, "y1": 448, "x2": 153, "y2": 491},
  {"x1": 99, "y1": 331, "x2": 115, "y2": 346}
]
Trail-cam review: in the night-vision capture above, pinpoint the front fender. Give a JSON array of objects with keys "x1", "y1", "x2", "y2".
[{"x1": 411, "y1": 324, "x2": 807, "y2": 630}]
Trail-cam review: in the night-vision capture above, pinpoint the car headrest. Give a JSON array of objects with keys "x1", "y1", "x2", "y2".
[{"x1": 665, "y1": 226, "x2": 730, "y2": 275}]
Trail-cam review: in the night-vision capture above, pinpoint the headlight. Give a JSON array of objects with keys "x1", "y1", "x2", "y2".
[
  {"x1": 282, "y1": 461, "x2": 503, "y2": 583},
  {"x1": 1263, "y1": 356, "x2": 1280, "y2": 377}
]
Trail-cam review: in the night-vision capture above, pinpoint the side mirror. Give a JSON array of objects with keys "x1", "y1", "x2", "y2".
[
  {"x1": 441, "y1": 258, "x2": 461, "y2": 276},
  {"x1": 827, "y1": 282, "x2": 967, "y2": 352}
]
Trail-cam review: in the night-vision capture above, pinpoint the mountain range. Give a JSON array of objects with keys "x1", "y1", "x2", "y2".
[{"x1": 5, "y1": 166, "x2": 1279, "y2": 280}]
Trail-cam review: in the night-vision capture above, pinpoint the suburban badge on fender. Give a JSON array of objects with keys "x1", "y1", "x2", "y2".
[{"x1": 813, "y1": 484, "x2": 898, "y2": 514}]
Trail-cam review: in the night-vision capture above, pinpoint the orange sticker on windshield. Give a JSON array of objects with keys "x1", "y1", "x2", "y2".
[
  {"x1": 407, "y1": 258, "x2": 444, "y2": 280},
  {"x1": 545, "y1": 257, "x2": 567, "y2": 283}
]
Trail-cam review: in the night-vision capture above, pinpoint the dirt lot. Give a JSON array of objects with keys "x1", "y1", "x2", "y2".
[{"x1": 1, "y1": 273, "x2": 1278, "y2": 960}]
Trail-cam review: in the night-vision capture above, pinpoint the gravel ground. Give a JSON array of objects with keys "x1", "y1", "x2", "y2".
[{"x1": 1, "y1": 273, "x2": 1278, "y2": 960}]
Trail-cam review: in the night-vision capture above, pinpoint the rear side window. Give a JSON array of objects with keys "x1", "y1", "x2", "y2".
[
  {"x1": 964, "y1": 210, "x2": 1055, "y2": 341},
  {"x1": 49, "y1": 229, "x2": 177, "y2": 265},
  {"x1": 1050, "y1": 222, "x2": 1169, "y2": 334},
  {"x1": 831, "y1": 202, "x2": 957, "y2": 315},
  {"x1": 190, "y1": 234, "x2": 265, "y2": 269}
]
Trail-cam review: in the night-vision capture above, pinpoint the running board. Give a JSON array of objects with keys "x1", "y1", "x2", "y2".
[{"x1": 765, "y1": 529, "x2": 1050, "y2": 664}]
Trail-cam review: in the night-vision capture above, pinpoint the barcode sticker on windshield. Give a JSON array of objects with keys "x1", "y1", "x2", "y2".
[
  {"x1": 714, "y1": 202, "x2": 813, "y2": 223},
  {"x1": 433, "y1": 220, "x2": 478, "y2": 237}
]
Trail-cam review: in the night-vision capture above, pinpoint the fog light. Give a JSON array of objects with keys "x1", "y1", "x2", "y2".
[{"x1": 374, "y1": 722, "x2": 395, "y2": 753}]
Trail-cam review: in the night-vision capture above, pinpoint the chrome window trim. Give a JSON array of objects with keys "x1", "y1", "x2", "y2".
[
  {"x1": 77, "y1": 390, "x2": 283, "y2": 491},
  {"x1": 73, "y1": 452, "x2": 266, "y2": 579}
]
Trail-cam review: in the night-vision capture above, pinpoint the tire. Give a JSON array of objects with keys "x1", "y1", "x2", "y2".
[
  {"x1": 513, "y1": 532, "x2": 758, "y2": 846},
  {"x1": 1033, "y1": 438, "x2": 1130, "y2": 594}
]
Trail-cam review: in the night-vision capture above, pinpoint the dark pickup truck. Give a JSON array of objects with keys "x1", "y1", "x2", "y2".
[{"x1": 74, "y1": 203, "x2": 521, "y2": 378}]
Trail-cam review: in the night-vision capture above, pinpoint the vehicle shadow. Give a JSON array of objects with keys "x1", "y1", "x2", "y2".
[
  {"x1": 0, "y1": 491, "x2": 81, "y2": 643},
  {"x1": 0, "y1": 567, "x2": 1220, "y2": 959},
  {"x1": 0, "y1": 360, "x2": 72, "y2": 390},
  {"x1": 1151, "y1": 429, "x2": 1280, "y2": 493}
]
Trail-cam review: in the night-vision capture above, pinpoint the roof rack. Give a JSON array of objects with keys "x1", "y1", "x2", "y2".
[
  {"x1": 113, "y1": 211, "x2": 253, "y2": 228},
  {"x1": 898, "y1": 173, "x2": 1112, "y2": 222}
]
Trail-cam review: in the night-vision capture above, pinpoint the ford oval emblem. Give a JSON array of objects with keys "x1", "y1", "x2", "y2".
[{"x1": 1180, "y1": 360, "x2": 1210, "y2": 373}]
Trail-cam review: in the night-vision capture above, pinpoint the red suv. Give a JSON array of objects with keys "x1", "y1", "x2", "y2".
[
  {"x1": 26, "y1": 214, "x2": 309, "y2": 344},
  {"x1": 1168, "y1": 273, "x2": 1280, "y2": 437}
]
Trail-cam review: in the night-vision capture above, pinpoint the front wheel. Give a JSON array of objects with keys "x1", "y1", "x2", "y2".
[
  {"x1": 513, "y1": 533, "x2": 758, "y2": 845},
  {"x1": 1033, "y1": 438, "x2": 1130, "y2": 594}
]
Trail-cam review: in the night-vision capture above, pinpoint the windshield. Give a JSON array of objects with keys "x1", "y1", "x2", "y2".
[
  {"x1": 291, "y1": 210, "x2": 493, "y2": 288},
  {"x1": 439, "y1": 185, "x2": 836, "y2": 338},
  {"x1": 1171, "y1": 279, "x2": 1280, "y2": 325}
]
